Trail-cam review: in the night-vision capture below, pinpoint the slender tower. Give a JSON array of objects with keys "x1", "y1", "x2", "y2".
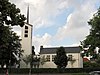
[
  {"x1": 20, "y1": 5, "x2": 33, "y2": 68},
  {"x1": 27, "y1": 5, "x2": 29, "y2": 24}
]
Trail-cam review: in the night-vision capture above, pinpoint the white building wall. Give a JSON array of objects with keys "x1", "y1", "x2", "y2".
[
  {"x1": 40, "y1": 54, "x2": 57, "y2": 68},
  {"x1": 40, "y1": 53, "x2": 83, "y2": 68},
  {"x1": 79, "y1": 53, "x2": 83, "y2": 68},
  {"x1": 67, "y1": 53, "x2": 81, "y2": 68}
]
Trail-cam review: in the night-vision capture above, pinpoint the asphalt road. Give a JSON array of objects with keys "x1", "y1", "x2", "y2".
[{"x1": 0, "y1": 73, "x2": 70, "y2": 75}]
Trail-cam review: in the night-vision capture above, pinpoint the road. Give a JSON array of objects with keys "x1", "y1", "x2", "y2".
[{"x1": 0, "y1": 73, "x2": 71, "y2": 75}]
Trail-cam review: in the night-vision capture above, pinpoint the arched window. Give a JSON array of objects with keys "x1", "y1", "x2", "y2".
[
  {"x1": 24, "y1": 34, "x2": 28, "y2": 37},
  {"x1": 25, "y1": 26, "x2": 28, "y2": 29},
  {"x1": 25, "y1": 30, "x2": 28, "y2": 33}
]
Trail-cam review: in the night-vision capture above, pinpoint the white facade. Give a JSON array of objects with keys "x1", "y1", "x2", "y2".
[
  {"x1": 40, "y1": 53, "x2": 83, "y2": 68},
  {"x1": 20, "y1": 23, "x2": 32, "y2": 68},
  {"x1": 67, "y1": 53, "x2": 83, "y2": 68}
]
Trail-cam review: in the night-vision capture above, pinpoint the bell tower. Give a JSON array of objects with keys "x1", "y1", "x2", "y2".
[{"x1": 20, "y1": 5, "x2": 33, "y2": 68}]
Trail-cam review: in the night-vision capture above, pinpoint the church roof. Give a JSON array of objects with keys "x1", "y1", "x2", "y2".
[
  {"x1": 25, "y1": 22, "x2": 33, "y2": 27},
  {"x1": 40, "y1": 46, "x2": 81, "y2": 54}
]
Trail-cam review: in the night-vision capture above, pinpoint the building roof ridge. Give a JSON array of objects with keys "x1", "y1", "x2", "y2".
[{"x1": 42, "y1": 46, "x2": 80, "y2": 49}]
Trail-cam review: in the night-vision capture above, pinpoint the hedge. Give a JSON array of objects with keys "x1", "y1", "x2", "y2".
[{"x1": 0, "y1": 68, "x2": 100, "y2": 74}]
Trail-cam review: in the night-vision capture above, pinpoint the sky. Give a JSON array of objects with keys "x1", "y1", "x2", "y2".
[{"x1": 10, "y1": 0, "x2": 100, "y2": 54}]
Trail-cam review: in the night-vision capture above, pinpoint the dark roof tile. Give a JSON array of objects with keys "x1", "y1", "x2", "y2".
[{"x1": 40, "y1": 46, "x2": 81, "y2": 54}]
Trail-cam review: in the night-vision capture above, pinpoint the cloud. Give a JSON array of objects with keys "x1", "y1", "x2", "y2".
[
  {"x1": 32, "y1": 33, "x2": 52, "y2": 53},
  {"x1": 28, "y1": 0, "x2": 69, "y2": 28},
  {"x1": 9, "y1": 0, "x2": 84, "y2": 30},
  {"x1": 10, "y1": 0, "x2": 77, "y2": 29},
  {"x1": 33, "y1": 17, "x2": 53, "y2": 29},
  {"x1": 55, "y1": 0, "x2": 98, "y2": 42},
  {"x1": 12, "y1": 26, "x2": 21, "y2": 37}
]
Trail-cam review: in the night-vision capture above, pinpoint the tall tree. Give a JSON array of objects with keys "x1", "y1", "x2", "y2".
[
  {"x1": 0, "y1": 0, "x2": 26, "y2": 68},
  {"x1": 0, "y1": 26, "x2": 23, "y2": 68},
  {"x1": 81, "y1": 8, "x2": 100, "y2": 59},
  {"x1": 54, "y1": 47, "x2": 68, "y2": 68}
]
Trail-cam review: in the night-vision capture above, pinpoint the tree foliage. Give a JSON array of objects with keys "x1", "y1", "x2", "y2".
[
  {"x1": 54, "y1": 47, "x2": 68, "y2": 68},
  {"x1": 0, "y1": 0, "x2": 26, "y2": 68},
  {"x1": 32, "y1": 46, "x2": 35, "y2": 55},
  {"x1": 81, "y1": 8, "x2": 100, "y2": 59},
  {"x1": 23, "y1": 55, "x2": 31, "y2": 67},
  {"x1": 0, "y1": 26, "x2": 23, "y2": 68},
  {"x1": 40, "y1": 56, "x2": 46, "y2": 66},
  {"x1": 0, "y1": 0, "x2": 26, "y2": 27}
]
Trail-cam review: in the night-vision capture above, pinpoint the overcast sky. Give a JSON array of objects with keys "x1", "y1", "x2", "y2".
[{"x1": 10, "y1": 0, "x2": 100, "y2": 54}]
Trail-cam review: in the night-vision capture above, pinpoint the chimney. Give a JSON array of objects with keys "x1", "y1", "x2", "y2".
[{"x1": 40, "y1": 46, "x2": 43, "y2": 50}]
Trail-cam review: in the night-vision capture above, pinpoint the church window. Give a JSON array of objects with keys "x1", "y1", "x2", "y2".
[
  {"x1": 24, "y1": 26, "x2": 28, "y2": 37},
  {"x1": 52, "y1": 55, "x2": 55, "y2": 61},
  {"x1": 25, "y1": 26, "x2": 28, "y2": 29},
  {"x1": 68, "y1": 55, "x2": 72, "y2": 61},
  {"x1": 24, "y1": 34, "x2": 28, "y2": 37},
  {"x1": 25, "y1": 30, "x2": 28, "y2": 33},
  {"x1": 46, "y1": 55, "x2": 50, "y2": 62}
]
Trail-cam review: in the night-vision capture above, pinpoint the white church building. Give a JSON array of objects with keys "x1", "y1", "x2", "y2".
[
  {"x1": 39, "y1": 46, "x2": 83, "y2": 68},
  {"x1": 20, "y1": 6, "x2": 33, "y2": 68}
]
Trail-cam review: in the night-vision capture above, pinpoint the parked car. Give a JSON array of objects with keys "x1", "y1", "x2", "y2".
[{"x1": 89, "y1": 71, "x2": 100, "y2": 75}]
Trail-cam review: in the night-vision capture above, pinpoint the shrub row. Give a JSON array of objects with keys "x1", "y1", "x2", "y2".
[
  {"x1": 0, "y1": 68, "x2": 100, "y2": 74},
  {"x1": 83, "y1": 62, "x2": 100, "y2": 67}
]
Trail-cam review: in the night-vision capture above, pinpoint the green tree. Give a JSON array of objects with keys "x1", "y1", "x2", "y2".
[
  {"x1": 23, "y1": 55, "x2": 32, "y2": 67},
  {"x1": 32, "y1": 55, "x2": 40, "y2": 68},
  {"x1": 31, "y1": 46, "x2": 35, "y2": 68},
  {"x1": 54, "y1": 47, "x2": 68, "y2": 69},
  {"x1": 81, "y1": 8, "x2": 100, "y2": 59},
  {"x1": 22, "y1": 46, "x2": 35, "y2": 68},
  {"x1": 0, "y1": 0, "x2": 26, "y2": 27},
  {"x1": 40, "y1": 55, "x2": 46, "y2": 68},
  {"x1": 32, "y1": 46, "x2": 35, "y2": 55},
  {"x1": 0, "y1": 0, "x2": 26, "y2": 68},
  {"x1": 0, "y1": 26, "x2": 23, "y2": 68}
]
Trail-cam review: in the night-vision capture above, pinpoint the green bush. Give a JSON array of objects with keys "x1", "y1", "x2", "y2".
[
  {"x1": 0, "y1": 68, "x2": 100, "y2": 74},
  {"x1": 83, "y1": 62, "x2": 100, "y2": 68}
]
